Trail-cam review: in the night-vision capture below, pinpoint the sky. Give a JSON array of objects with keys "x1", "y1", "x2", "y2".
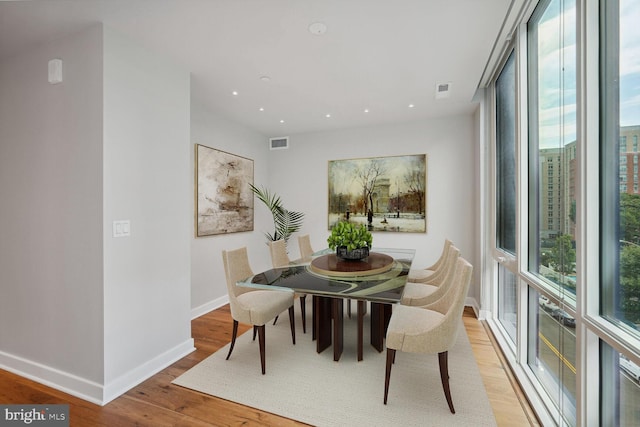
[
  {"x1": 536, "y1": 0, "x2": 640, "y2": 148},
  {"x1": 536, "y1": 0, "x2": 577, "y2": 149},
  {"x1": 620, "y1": 0, "x2": 640, "y2": 127}
]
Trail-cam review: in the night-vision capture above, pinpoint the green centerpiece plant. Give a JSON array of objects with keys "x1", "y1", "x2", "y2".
[{"x1": 327, "y1": 221, "x2": 373, "y2": 260}]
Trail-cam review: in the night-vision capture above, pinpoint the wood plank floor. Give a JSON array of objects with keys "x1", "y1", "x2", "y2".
[{"x1": 0, "y1": 305, "x2": 540, "y2": 426}]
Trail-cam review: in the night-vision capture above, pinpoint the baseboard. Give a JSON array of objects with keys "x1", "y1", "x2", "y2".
[
  {"x1": 0, "y1": 350, "x2": 104, "y2": 405},
  {"x1": 191, "y1": 295, "x2": 228, "y2": 319},
  {"x1": 0, "y1": 338, "x2": 196, "y2": 406},
  {"x1": 102, "y1": 338, "x2": 195, "y2": 405},
  {"x1": 464, "y1": 296, "x2": 480, "y2": 317}
]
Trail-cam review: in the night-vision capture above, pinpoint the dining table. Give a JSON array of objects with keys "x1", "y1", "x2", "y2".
[{"x1": 236, "y1": 247, "x2": 415, "y2": 361}]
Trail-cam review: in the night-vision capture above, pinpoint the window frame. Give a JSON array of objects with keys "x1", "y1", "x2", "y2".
[{"x1": 483, "y1": 0, "x2": 640, "y2": 426}]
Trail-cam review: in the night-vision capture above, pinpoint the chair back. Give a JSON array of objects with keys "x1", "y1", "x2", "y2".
[
  {"x1": 423, "y1": 245, "x2": 460, "y2": 288},
  {"x1": 429, "y1": 239, "x2": 454, "y2": 272},
  {"x1": 298, "y1": 234, "x2": 314, "y2": 261},
  {"x1": 423, "y1": 257, "x2": 473, "y2": 350},
  {"x1": 269, "y1": 239, "x2": 291, "y2": 268},
  {"x1": 222, "y1": 247, "x2": 255, "y2": 310}
]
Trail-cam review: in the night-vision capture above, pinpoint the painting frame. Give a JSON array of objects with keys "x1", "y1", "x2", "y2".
[
  {"x1": 195, "y1": 144, "x2": 254, "y2": 237},
  {"x1": 328, "y1": 154, "x2": 427, "y2": 233}
]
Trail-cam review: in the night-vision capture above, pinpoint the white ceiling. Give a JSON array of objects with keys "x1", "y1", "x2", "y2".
[{"x1": 0, "y1": 0, "x2": 512, "y2": 137}]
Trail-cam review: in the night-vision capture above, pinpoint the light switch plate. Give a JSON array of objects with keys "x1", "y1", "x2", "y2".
[
  {"x1": 48, "y1": 59, "x2": 63, "y2": 84},
  {"x1": 113, "y1": 220, "x2": 131, "y2": 237}
]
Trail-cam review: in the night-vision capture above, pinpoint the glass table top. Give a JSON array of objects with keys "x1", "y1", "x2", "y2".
[{"x1": 237, "y1": 247, "x2": 415, "y2": 304}]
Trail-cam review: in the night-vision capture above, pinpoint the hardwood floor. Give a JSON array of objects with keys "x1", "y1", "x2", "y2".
[{"x1": 0, "y1": 305, "x2": 539, "y2": 426}]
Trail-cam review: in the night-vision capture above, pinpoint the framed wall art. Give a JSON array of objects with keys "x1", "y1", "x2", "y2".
[
  {"x1": 195, "y1": 144, "x2": 254, "y2": 236},
  {"x1": 328, "y1": 154, "x2": 427, "y2": 233}
]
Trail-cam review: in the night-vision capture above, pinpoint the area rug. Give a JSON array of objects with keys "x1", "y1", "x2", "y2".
[{"x1": 173, "y1": 299, "x2": 497, "y2": 427}]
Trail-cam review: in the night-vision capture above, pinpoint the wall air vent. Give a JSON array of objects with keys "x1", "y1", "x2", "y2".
[{"x1": 269, "y1": 136, "x2": 289, "y2": 150}]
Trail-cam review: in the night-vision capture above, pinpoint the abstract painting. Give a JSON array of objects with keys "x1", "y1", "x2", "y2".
[
  {"x1": 195, "y1": 144, "x2": 254, "y2": 236},
  {"x1": 328, "y1": 154, "x2": 427, "y2": 233}
]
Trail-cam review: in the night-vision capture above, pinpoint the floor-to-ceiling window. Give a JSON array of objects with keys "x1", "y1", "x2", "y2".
[
  {"x1": 600, "y1": 0, "x2": 640, "y2": 424},
  {"x1": 527, "y1": 0, "x2": 578, "y2": 423},
  {"x1": 496, "y1": 51, "x2": 519, "y2": 343},
  {"x1": 486, "y1": 0, "x2": 640, "y2": 425}
]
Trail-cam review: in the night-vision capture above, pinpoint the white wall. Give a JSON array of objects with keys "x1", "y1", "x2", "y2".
[
  {"x1": 266, "y1": 116, "x2": 481, "y2": 306},
  {"x1": 0, "y1": 27, "x2": 105, "y2": 395},
  {"x1": 0, "y1": 24, "x2": 194, "y2": 405},
  {"x1": 102, "y1": 27, "x2": 193, "y2": 402},
  {"x1": 189, "y1": 103, "x2": 273, "y2": 317}
]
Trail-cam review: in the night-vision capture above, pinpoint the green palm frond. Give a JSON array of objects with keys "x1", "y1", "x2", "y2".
[{"x1": 250, "y1": 184, "x2": 305, "y2": 243}]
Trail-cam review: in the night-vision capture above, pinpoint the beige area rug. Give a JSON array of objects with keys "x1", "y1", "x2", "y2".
[{"x1": 173, "y1": 299, "x2": 497, "y2": 427}]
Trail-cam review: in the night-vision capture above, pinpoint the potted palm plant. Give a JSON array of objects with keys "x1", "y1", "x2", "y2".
[
  {"x1": 327, "y1": 221, "x2": 373, "y2": 260},
  {"x1": 250, "y1": 184, "x2": 304, "y2": 244}
]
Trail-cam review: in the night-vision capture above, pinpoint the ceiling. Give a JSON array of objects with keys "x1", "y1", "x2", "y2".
[{"x1": 0, "y1": 0, "x2": 512, "y2": 137}]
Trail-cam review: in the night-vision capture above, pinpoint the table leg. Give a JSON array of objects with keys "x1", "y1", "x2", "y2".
[
  {"x1": 312, "y1": 296, "x2": 316, "y2": 341},
  {"x1": 332, "y1": 298, "x2": 344, "y2": 361},
  {"x1": 370, "y1": 302, "x2": 392, "y2": 352},
  {"x1": 315, "y1": 296, "x2": 332, "y2": 354},
  {"x1": 357, "y1": 300, "x2": 365, "y2": 361}
]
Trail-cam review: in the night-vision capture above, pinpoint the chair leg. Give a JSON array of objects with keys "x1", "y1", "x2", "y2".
[
  {"x1": 288, "y1": 305, "x2": 296, "y2": 345},
  {"x1": 273, "y1": 315, "x2": 279, "y2": 325},
  {"x1": 300, "y1": 295, "x2": 307, "y2": 333},
  {"x1": 226, "y1": 320, "x2": 239, "y2": 360},
  {"x1": 253, "y1": 325, "x2": 258, "y2": 341},
  {"x1": 258, "y1": 325, "x2": 266, "y2": 375},
  {"x1": 438, "y1": 351, "x2": 455, "y2": 413},
  {"x1": 384, "y1": 348, "x2": 395, "y2": 404}
]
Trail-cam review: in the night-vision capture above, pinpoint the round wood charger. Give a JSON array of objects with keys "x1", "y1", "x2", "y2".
[{"x1": 310, "y1": 252, "x2": 394, "y2": 277}]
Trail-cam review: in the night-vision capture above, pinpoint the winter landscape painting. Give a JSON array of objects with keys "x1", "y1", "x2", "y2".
[{"x1": 328, "y1": 154, "x2": 427, "y2": 233}]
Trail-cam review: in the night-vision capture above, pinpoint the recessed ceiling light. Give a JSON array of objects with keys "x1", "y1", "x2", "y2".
[
  {"x1": 408, "y1": 104, "x2": 415, "y2": 108},
  {"x1": 325, "y1": 113, "x2": 331, "y2": 118},
  {"x1": 364, "y1": 109, "x2": 370, "y2": 113},
  {"x1": 260, "y1": 76, "x2": 271, "y2": 82},
  {"x1": 259, "y1": 107, "x2": 265, "y2": 112},
  {"x1": 232, "y1": 91, "x2": 239, "y2": 96},
  {"x1": 280, "y1": 119, "x2": 285, "y2": 123},
  {"x1": 309, "y1": 22, "x2": 328, "y2": 36}
]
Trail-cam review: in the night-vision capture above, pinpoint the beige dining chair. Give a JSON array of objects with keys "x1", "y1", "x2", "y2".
[
  {"x1": 222, "y1": 247, "x2": 296, "y2": 375},
  {"x1": 407, "y1": 239, "x2": 454, "y2": 283},
  {"x1": 268, "y1": 239, "x2": 308, "y2": 333},
  {"x1": 400, "y1": 245, "x2": 460, "y2": 307},
  {"x1": 384, "y1": 257, "x2": 473, "y2": 413},
  {"x1": 298, "y1": 234, "x2": 315, "y2": 262}
]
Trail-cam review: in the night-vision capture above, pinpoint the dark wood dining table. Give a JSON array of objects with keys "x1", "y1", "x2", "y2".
[{"x1": 236, "y1": 247, "x2": 415, "y2": 361}]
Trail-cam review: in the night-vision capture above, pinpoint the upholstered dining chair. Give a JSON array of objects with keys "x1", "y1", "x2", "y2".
[
  {"x1": 268, "y1": 239, "x2": 308, "y2": 333},
  {"x1": 407, "y1": 239, "x2": 454, "y2": 283},
  {"x1": 222, "y1": 247, "x2": 296, "y2": 375},
  {"x1": 400, "y1": 245, "x2": 461, "y2": 307},
  {"x1": 297, "y1": 234, "x2": 315, "y2": 262},
  {"x1": 383, "y1": 257, "x2": 473, "y2": 413}
]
